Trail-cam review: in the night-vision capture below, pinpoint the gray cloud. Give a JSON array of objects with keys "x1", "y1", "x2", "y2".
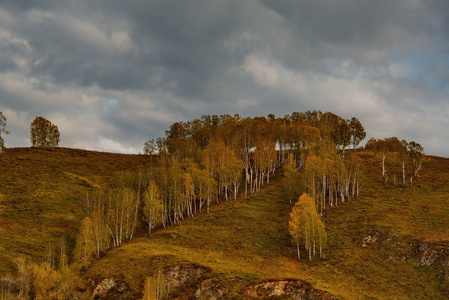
[{"x1": 0, "y1": 1, "x2": 449, "y2": 156}]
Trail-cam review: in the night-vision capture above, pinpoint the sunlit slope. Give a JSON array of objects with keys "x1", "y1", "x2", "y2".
[
  {"x1": 0, "y1": 147, "x2": 151, "y2": 274},
  {"x1": 84, "y1": 151, "x2": 449, "y2": 299}
]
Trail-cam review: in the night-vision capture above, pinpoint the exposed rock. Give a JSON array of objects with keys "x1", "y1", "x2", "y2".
[
  {"x1": 92, "y1": 278, "x2": 115, "y2": 298},
  {"x1": 164, "y1": 264, "x2": 205, "y2": 292},
  {"x1": 162, "y1": 265, "x2": 241, "y2": 299},
  {"x1": 90, "y1": 277, "x2": 130, "y2": 299},
  {"x1": 361, "y1": 231, "x2": 380, "y2": 247},
  {"x1": 194, "y1": 277, "x2": 228, "y2": 299},
  {"x1": 385, "y1": 255, "x2": 407, "y2": 262},
  {"x1": 242, "y1": 279, "x2": 336, "y2": 299},
  {"x1": 417, "y1": 244, "x2": 427, "y2": 253},
  {"x1": 414, "y1": 244, "x2": 447, "y2": 267},
  {"x1": 414, "y1": 250, "x2": 441, "y2": 267}
]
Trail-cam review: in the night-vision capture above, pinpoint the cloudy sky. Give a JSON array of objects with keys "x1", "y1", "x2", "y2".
[{"x1": 0, "y1": 1, "x2": 449, "y2": 156}]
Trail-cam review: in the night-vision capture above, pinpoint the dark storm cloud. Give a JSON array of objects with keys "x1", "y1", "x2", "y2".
[
  {"x1": 1, "y1": 1, "x2": 449, "y2": 155},
  {"x1": 6, "y1": 1, "x2": 260, "y2": 97}
]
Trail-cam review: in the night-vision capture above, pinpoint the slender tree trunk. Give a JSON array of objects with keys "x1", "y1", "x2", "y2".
[
  {"x1": 381, "y1": 154, "x2": 387, "y2": 176},
  {"x1": 297, "y1": 243, "x2": 300, "y2": 261},
  {"x1": 402, "y1": 161, "x2": 406, "y2": 185},
  {"x1": 352, "y1": 177, "x2": 356, "y2": 197},
  {"x1": 415, "y1": 163, "x2": 422, "y2": 177}
]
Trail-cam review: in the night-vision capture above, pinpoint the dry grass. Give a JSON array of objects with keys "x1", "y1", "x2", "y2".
[
  {"x1": 2, "y1": 148, "x2": 449, "y2": 298},
  {"x1": 0, "y1": 147, "x2": 151, "y2": 275}
]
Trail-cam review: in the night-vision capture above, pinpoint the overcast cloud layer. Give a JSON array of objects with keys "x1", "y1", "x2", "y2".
[{"x1": 1, "y1": 1, "x2": 449, "y2": 156}]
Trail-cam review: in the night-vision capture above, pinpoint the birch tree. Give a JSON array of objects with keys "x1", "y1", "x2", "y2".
[
  {"x1": 289, "y1": 200, "x2": 303, "y2": 260},
  {"x1": 289, "y1": 193, "x2": 327, "y2": 261},
  {"x1": 408, "y1": 141, "x2": 424, "y2": 178},
  {"x1": 106, "y1": 188, "x2": 139, "y2": 247},
  {"x1": 378, "y1": 140, "x2": 389, "y2": 183},
  {"x1": 90, "y1": 209, "x2": 109, "y2": 258},
  {"x1": 74, "y1": 217, "x2": 96, "y2": 269},
  {"x1": 143, "y1": 181, "x2": 165, "y2": 236},
  {"x1": 142, "y1": 269, "x2": 168, "y2": 300},
  {"x1": 397, "y1": 140, "x2": 409, "y2": 185}
]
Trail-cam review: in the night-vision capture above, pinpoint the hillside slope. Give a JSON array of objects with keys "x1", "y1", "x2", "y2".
[
  {"x1": 0, "y1": 147, "x2": 151, "y2": 274},
  {"x1": 1, "y1": 148, "x2": 449, "y2": 299}
]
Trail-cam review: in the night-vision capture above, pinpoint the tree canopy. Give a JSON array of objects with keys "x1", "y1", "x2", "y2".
[{"x1": 30, "y1": 116, "x2": 60, "y2": 147}]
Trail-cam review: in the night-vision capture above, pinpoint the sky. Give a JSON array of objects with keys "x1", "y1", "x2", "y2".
[{"x1": 0, "y1": 1, "x2": 449, "y2": 156}]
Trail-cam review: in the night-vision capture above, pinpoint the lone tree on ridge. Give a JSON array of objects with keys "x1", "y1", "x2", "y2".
[{"x1": 30, "y1": 116, "x2": 60, "y2": 147}]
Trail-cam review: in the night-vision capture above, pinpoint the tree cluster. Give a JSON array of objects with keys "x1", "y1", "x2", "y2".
[
  {"x1": 152, "y1": 112, "x2": 366, "y2": 265},
  {"x1": 304, "y1": 145, "x2": 364, "y2": 214},
  {"x1": 275, "y1": 113, "x2": 366, "y2": 262},
  {"x1": 75, "y1": 175, "x2": 142, "y2": 268},
  {"x1": 0, "y1": 242, "x2": 80, "y2": 299},
  {"x1": 282, "y1": 140, "x2": 364, "y2": 215},
  {"x1": 365, "y1": 137, "x2": 424, "y2": 185},
  {"x1": 72, "y1": 111, "x2": 366, "y2": 271},
  {"x1": 148, "y1": 111, "x2": 365, "y2": 197}
]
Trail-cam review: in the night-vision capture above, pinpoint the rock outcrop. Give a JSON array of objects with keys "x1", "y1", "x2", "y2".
[
  {"x1": 413, "y1": 243, "x2": 448, "y2": 267},
  {"x1": 360, "y1": 230, "x2": 381, "y2": 248},
  {"x1": 156, "y1": 264, "x2": 239, "y2": 299},
  {"x1": 242, "y1": 279, "x2": 336, "y2": 299},
  {"x1": 92, "y1": 278, "x2": 115, "y2": 298},
  {"x1": 91, "y1": 277, "x2": 130, "y2": 299}
]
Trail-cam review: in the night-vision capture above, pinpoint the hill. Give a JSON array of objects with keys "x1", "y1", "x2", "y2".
[{"x1": 1, "y1": 147, "x2": 449, "y2": 298}]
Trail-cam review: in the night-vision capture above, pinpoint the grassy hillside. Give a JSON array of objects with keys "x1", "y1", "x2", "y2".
[
  {"x1": 0, "y1": 147, "x2": 151, "y2": 275},
  {"x1": 2, "y1": 147, "x2": 449, "y2": 298},
  {"x1": 84, "y1": 151, "x2": 449, "y2": 299}
]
